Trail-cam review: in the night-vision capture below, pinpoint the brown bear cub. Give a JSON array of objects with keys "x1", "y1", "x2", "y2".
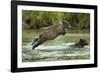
[{"x1": 69, "y1": 39, "x2": 88, "y2": 48}]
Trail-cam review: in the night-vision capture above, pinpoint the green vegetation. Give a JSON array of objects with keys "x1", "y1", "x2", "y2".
[{"x1": 22, "y1": 10, "x2": 90, "y2": 32}]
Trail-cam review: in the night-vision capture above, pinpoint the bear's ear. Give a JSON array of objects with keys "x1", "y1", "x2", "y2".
[
  {"x1": 80, "y1": 39, "x2": 87, "y2": 43},
  {"x1": 63, "y1": 20, "x2": 72, "y2": 29},
  {"x1": 80, "y1": 39, "x2": 85, "y2": 41},
  {"x1": 80, "y1": 39, "x2": 83, "y2": 41},
  {"x1": 79, "y1": 39, "x2": 84, "y2": 43},
  {"x1": 63, "y1": 20, "x2": 67, "y2": 24}
]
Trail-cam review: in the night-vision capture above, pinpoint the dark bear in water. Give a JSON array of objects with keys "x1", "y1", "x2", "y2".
[
  {"x1": 70, "y1": 39, "x2": 88, "y2": 48},
  {"x1": 32, "y1": 20, "x2": 71, "y2": 50}
]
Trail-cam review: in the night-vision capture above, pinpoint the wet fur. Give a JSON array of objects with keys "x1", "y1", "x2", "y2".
[
  {"x1": 32, "y1": 21, "x2": 71, "y2": 50},
  {"x1": 69, "y1": 39, "x2": 88, "y2": 48}
]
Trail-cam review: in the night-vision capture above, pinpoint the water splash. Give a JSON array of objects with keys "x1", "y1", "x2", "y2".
[
  {"x1": 23, "y1": 42, "x2": 89, "y2": 52},
  {"x1": 23, "y1": 42, "x2": 74, "y2": 52},
  {"x1": 22, "y1": 42, "x2": 90, "y2": 62},
  {"x1": 22, "y1": 42, "x2": 33, "y2": 52}
]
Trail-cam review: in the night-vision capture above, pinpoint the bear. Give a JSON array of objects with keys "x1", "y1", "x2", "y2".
[
  {"x1": 69, "y1": 39, "x2": 88, "y2": 48},
  {"x1": 31, "y1": 20, "x2": 71, "y2": 50}
]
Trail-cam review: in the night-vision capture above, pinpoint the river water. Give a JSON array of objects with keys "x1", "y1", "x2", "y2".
[{"x1": 22, "y1": 42, "x2": 90, "y2": 62}]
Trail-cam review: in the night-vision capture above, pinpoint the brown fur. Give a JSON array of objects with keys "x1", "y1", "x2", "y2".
[
  {"x1": 32, "y1": 20, "x2": 71, "y2": 50},
  {"x1": 69, "y1": 39, "x2": 88, "y2": 48}
]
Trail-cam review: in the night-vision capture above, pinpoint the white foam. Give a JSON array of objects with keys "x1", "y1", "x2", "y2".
[{"x1": 22, "y1": 42, "x2": 89, "y2": 52}]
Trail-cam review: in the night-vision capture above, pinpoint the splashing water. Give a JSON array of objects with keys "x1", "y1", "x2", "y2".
[{"x1": 22, "y1": 42, "x2": 90, "y2": 62}]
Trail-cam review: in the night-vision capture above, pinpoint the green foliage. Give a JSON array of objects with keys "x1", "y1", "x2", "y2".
[
  {"x1": 64, "y1": 13, "x2": 90, "y2": 30},
  {"x1": 22, "y1": 10, "x2": 90, "y2": 31}
]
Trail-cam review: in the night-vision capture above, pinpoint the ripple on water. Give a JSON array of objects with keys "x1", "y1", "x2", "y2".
[{"x1": 22, "y1": 42, "x2": 90, "y2": 62}]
